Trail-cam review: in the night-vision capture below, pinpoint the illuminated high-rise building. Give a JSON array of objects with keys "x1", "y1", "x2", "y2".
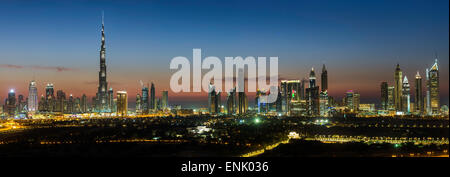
[
  {"x1": 387, "y1": 86, "x2": 395, "y2": 110},
  {"x1": 56, "y1": 90, "x2": 66, "y2": 113},
  {"x1": 226, "y1": 88, "x2": 236, "y2": 115},
  {"x1": 45, "y1": 83, "x2": 55, "y2": 112},
  {"x1": 208, "y1": 82, "x2": 218, "y2": 114},
  {"x1": 426, "y1": 59, "x2": 439, "y2": 115},
  {"x1": 402, "y1": 76, "x2": 410, "y2": 113},
  {"x1": 345, "y1": 90, "x2": 354, "y2": 112},
  {"x1": 281, "y1": 80, "x2": 301, "y2": 115},
  {"x1": 415, "y1": 71, "x2": 423, "y2": 114},
  {"x1": 162, "y1": 91, "x2": 168, "y2": 110},
  {"x1": 380, "y1": 82, "x2": 388, "y2": 110},
  {"x1": 319, "y1": 90, "x2": 329, "y2": 117},
  {"x1": 27, "y1": 80, "x2": 38, "y2": 113},
  {"x1": 236, "y1": 68, "x2": 247, "y2": 115},
  {"x1": 141, "y1": 85, "x2": 149, "y2": 114},
  {"x1": 150, "y1": 82, "x2": 156, "y2": 111},
  {"x1": 136, "y1": 93, "x2": 142, "y2": 114},
  {"x1": 108, "y1": 88, "x2": 114, "y2": 112},
  {"x1": 394, "y1": 64, "x2": 403, "y2": 111},
  {"x1": 81, "y1": 94, "x2": 88, "y2": 113},
  {"x1": 5, "y1": 89, "x2": 16, "y2": 117},
  {"x1": 97, "y1": 13, "x2": 109, "y2": 112},
  {"x1": 321, "y1": 64, "x2": 328, "y2": 92},
  {"x1": 306, "y1": 68, "x2": 320, "y2": 116},
  {"x1": 116, "y1": 91, "x2": 128, "y2": 117}
]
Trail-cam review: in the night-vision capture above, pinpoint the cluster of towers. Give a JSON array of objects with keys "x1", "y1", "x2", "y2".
[
  {"x1": 276, "y1": 64, "x2": 330, "y2": 117},
  {"x1": 381, "y1": 59, "x2": 440, "y2": 116},
  {"x1": 2, "y1": 81, "x2": 91, "y2": 118},
  {"x1": 135, "y1": 81, "x2": 169, "y2": 115}
]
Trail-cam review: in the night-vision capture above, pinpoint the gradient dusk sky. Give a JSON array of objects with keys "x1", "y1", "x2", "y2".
[{"x1": 0, "y1": 0, "x2": 448, "y2": 108}]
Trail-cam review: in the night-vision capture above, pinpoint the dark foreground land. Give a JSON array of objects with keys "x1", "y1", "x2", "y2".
[{"x1": 0, "y1": 116, "x2": 448, "y2": 157}]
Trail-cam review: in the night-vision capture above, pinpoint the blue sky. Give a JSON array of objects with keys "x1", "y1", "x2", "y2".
[{"x1": 0, "y1": 0, "x2": 448, "y2": 107}]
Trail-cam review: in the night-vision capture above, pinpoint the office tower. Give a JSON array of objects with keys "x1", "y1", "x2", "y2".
[
  {"x1": 150, "y1": 82, "x2": 156, "y2": 111},
  {"x1": 380, "y1": 82, "x2": 388, "y2": 110},
  {"x1": 208, "y1": 83, "x2": 218, "y2": 114},
  {"x1": 156, "y1": 98, "x2": 161, "y2": 110},
  {"x1": 74, "y1": 97, "x2": 81, "y2": 113},
  {"x1": 415, "y1": 71, "x2": 423, "y2": 114},
  {"x1": 162, "y1": 91, "x2": 168, "y2": 110},
  {"x1": 394, "y1": 64, "x2": 403, "y2": 111},
  {"x1": 402, "y1": 76, "x2": 411, "y2": 113},
  {"x1": 226, "y1": 88, "x2": 236, "y2": 115},
  {"x1": 108, "y1": 88, "x2": 114, "y2": 112},
  {"x1": 141, "y1": 85, "x2": 149, "y2": 114},
  {"x1": 321, "y1": 64, "x2": 328, "y2": 92},
  {"x1": 56, "y1": 90, "x2": 66, "y2": 113},
  {"x1": 256, "y1": 89, "x2": 269, "y2": 113},
  {"x1": 319, "y1": 90, "x2": 329, "y2": 117},
  {"x1": 45, "y1": 83, "x2": 55, "y2": 112},
  {"x1": 306, "y1": 68, "x2": 320, "y2": 116},
  {"x1": 280, "y1": 80, "x2": 301, "y2": 115},
  {"x1": 67, "y1": 94, "x2": 74, "y2": 113},
  {"x1": 354, "y1": 93, "x2": 360, "y2": 112},
  {"x1": 5, "y1": 89, "x2": 16, "y2": 116},
  {"x1": 136, "y1": 93, "x2": 142, "y2": 114},
  {"x1": 345, "y1": 90, "x2": 354, "y2": 112},
  {"x1": 81, "y1": 94, "x2": 87, "y2": 113},
  {"x1": 427, "y1": 59, "x2": 439, "y2": 115},
  {"x1": 18, "y1": 95, "x2": 26, "y2": 113},
  {"x1": 300, "y1": 78, "x2": 306, "y2": 99},
  {"x1": 387, "y1": 86, "x2": 395, "y2": 110},
  {"x1": 236, "y1": 69, "x2": 247, "y2": 115},
  {"x1": 97, "y1": 14, "x2": 109, "y2": 112},
  {"x1": 28, "y1": 80, "x2": 38, "y2": 113},
  {"x1": 237, "y1": 90, "x2": 247, "y2": 115},
  {"x1": 116, "y1": 91, "x2": 128, "y2": 117}
]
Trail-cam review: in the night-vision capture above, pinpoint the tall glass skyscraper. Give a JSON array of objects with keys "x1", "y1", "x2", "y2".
[
  {"x1": 27, "y1": 80, "x2": 38, "y2": 113},
  {"x1": 97, "y1": 14, "x2": 109, "y2": 112},
  {"x1": 394, "y1": 64, "x2": 403, "y2": 111},
  {"x1": 402, "y1": 76, "x2": 411, "y2": 113},
  {"x1": 427, "y1": 59, "x2": 439, "y2": 115},
  {"x1": 415, "y1": 71, "x2": 423, "y2": 114}
]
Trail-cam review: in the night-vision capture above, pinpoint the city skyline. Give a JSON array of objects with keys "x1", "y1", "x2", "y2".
[{"x1": 0, "y1": 0, "x2": 448, "y2": 108}]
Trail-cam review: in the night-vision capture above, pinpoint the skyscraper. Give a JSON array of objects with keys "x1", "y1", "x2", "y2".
[
  {"x1": 97, "y1": 14, "x2": 109, "y2": 112},
  {"x1": 306, "y1": 68, "x2": 320, "y2": 116},
  {"x1": 56, "y1": 90, "x2": 66, "y2": 113},
  {"x1": 150, "y1": 82, "x2": 156, "y2": 111},
  {"x1": 142, "y1": 85, "x2": 149, "y2": 114},
  {"x1": 116, "y1": 91, "x2": 128, "y2": 117},
  {"x1": 162, "y1": 91, "x2": 168, "y2": 110},
  {"x1": 394, "y1": 64, "x2": 403, "y2": 111},
  {"x1": 402, "y1": 76, "x2": 410, "y2": 113},
  {"x1": 280, "y1": 80, "x2": 301, "y2": 115},
  {"x1": 427, "y1": 59, "x2": 439, "y2": 115},
  {"x1": 136, "y1": 93, "x2": 142, "y2": 114},
  {"x1": 45, "y1": 83, "x2": 55, "y2": 112},
  {"x1": 345, "y1": 90, "x2": 354, "y2": 112},
  {"x1": 387, "y1": 86, "x2": 395, "y2": 110},
  {"x1": 321, "y1": 64, "x2": 328, "y2": 92},
  {"x1": 226, "y1": 88, "x2": 236, "y2": 115},
  {"x1": 319, "y1": 90, "x2": 329, "y2": 117},
  {"x1": 6, "y1": 89, "x2": 16, "y2": 117},
  {"x1": 380, "y1": 82, "x2": 388, "y2": 110},
  {"x1": 208, "y1": 82, "x2": 219, "y2": 114},
  {"x1": 108, "y1": 88, "x2": 114, "y2": 112},
  {"x1": 415, "y1": 71, "x2": 423, "y2": 114},
  {"x1": 27, "y1": 80, "x2": 38, "y2": 113},
  {"x1": 81, "y1": 94, "x2": 88, "y2": 113}
]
